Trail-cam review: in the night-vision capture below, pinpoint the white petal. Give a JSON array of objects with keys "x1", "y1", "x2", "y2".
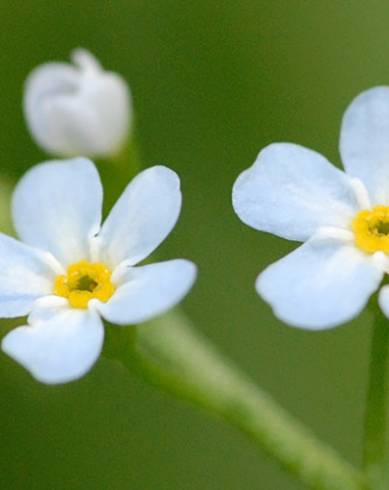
[
  {"x1": 2, "y1": 303, "x2": 104, "y2": 384},
  {"x1": 257, "y1": 236, "x2": 382, "y2": 329},
  {"x1": 93, "y1": 259, "x2": 197, "y2": 325},
  {"x1": 232, "y1": 143, "x2": 359, "y2": 241},
  {"x1": 378, "y1": 286, "x2": 389, "y2": 318},
  {"x1": 12, "y1": 158, "x2": 102, "y2": 266},
  {"x1": 340, "y1": 87, "x2": 389, "y2": 204},
  {"x1": 96, "y1": 166, "x2": 182, "y2": 267},
  {"x1": 24, "y1": 50, "x2": 131, "y2": 157},
  {"x1": 0, "y1": 233, "x2": 56, "y2": 317}
]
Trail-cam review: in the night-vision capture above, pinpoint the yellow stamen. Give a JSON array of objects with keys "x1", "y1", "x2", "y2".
[
  {"x1": 54, "y1": 260, "x2": 115, "y2": 309},
  {"x1": 352, "y1": 205, "x2": 389, "y2": 254}
]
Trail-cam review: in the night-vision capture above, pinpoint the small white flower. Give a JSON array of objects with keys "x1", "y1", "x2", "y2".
[
  {"x1": 1, "y1": 159, "x2": 196, "y2": 384},
  {"x1": 232, "y1": 87, "x2": 389, "y2": 330},
  {"x1": 24, "y1": 49, "x2": 131, "y2": 158}
]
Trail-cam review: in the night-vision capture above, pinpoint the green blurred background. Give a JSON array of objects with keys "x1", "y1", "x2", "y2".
[{"x1": 0, "y1": 1, "x2": 388, "y2": 488}]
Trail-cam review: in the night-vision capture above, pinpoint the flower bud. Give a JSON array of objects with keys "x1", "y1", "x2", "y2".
[{"x1": 24, "y1": 48, "x2": 131, "y2": 158}]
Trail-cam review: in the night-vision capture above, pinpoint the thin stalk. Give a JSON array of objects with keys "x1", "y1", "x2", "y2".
[
  {"x1": 363, "y1": 303, "x2": 389, "y2": 489},
  {"x1": 105, "y1": 311, "x2": 368, "y2": 490},
  {"x1": 98, "y1": 133, "x2": 142, "y2": 213}
]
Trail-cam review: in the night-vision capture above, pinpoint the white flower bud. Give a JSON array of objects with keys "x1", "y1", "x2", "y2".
[{"x1": 24, "y1": 48, "x2": 131, "y2": 158}]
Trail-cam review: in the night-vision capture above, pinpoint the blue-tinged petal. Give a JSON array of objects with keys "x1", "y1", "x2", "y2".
[
  {"x1": 96, "y1": 166, "x2": 182, "y2": 267},
  {"x1": 94, "y1": 259, "x2": 196, "y2": 325},
  {"x1": 340, "y1": 87, "x2": 389, "y2": 205},
  {"x1": 257, "y1": 235, "x2": 382, "y2": 329},
  {"x1": 12, "y1": 158, "x2": 103, "y2": 266},
  {"x1": 0, "y1": 233, "x2": 56, "y2": 317},
  {"x1": 233, "y1": 143, "x2": 359, "y2": 241},
  {"x1": 2, "y1": 299, "x2": 104, "y2": 384}
]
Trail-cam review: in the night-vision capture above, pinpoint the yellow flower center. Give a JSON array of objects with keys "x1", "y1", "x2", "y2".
[
  {"x1": 54, "y1": 260, "x2": 115, "y2": 309},
  {"x1": 352, "y1": 206, "x2": 389, "y2": 254}
]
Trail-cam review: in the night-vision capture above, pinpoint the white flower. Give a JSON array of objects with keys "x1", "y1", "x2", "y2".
[
  {"x1": 24, "y1": 49, "x2": 131, "y2": 158},
  {"x1": 1, "y1": 159, "x2": 196, "y2": 384},
  {"x1": 232, "y1": 87, "x2": 389, "y2": 330}
]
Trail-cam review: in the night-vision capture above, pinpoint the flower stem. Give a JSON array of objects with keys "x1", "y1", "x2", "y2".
[
  {"x1": 363, "y1": 303, "x2": 389, "y2": 489},
  {"x1": 97, "y1": 134, "x2": 142, "y2": 213},
  {"x1": 105, "y1": 311, "x2": 367, "y2": 490}
]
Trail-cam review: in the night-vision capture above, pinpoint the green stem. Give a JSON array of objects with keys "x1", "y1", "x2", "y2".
[
  {"x1": 98, "y1": 134, "x2": 142, "y2": 213},
  {"x1": 110, "y1": 134, "x2": 142, "y2": 178},
  {"x1": 105, "y1": 311, "x2": 367, "y2": 490},
  {"x1": 363, "y1": 304, "x2": 389, "y2": 489}
]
